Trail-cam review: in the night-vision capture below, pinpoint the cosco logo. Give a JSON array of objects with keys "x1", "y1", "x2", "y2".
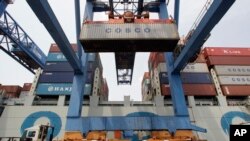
[
  {"x1": 105, "y1": 28, "x2": 151, "y2": 33},
  {"x1": 232, "y1": 77, "x2": 250, "y2": 82}
]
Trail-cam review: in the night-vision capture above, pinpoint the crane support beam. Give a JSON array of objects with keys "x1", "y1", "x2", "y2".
[
  {"x1": 159, "y1": 3, "x2": 189, "y2": 117},
  {"x1": 0, "y1": 0, "x2": 12, "y2": 17},
  {"x1": 80, "y1": 116, "x2": 206, "y2": 134},
  {"x1": 174, "y1": 0, "x2": 180, "y2": 26},
  {"x1": 66, "y1": 2, "x2": 93, "y2": 132},
  {"x1": 109, "y1": 0, "x2": 114, "y2": 15},
  {"x1": 0, "y1": 45, "x2": 35, "y2": 73},
  {"x1": 172, "y1": 0, "x2": 235, "y2": 73},
  {"x1": 137, "y1": 0, "x2": 144, "y2": 16},
  {"x1": 26, "y1": 0, "x2": 82, "y2": 74},
  {"x1": 0, "y1": 11, "x2": 46, "y2": 70}
]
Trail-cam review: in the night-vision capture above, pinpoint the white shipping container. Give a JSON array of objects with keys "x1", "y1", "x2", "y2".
[
  {"x1": 218, "y1": 76, "x2": 250, "y2": 85},
  {"x1": 157, "y1": 62, "x2": 167, "y2": 72},
  {"x1": 156, "y1": 63, "x2": 209, "y2": 73},
  {"x1": 182, "y1": 63, "x2": 209, "y2": 73},
  {"x1": 214, "y1": 65, "x2": 250, "y2": 76}
]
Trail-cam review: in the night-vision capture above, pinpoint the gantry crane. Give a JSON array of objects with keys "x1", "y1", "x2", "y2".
[
  {"x1": 16, "y1": 0, "x2": 237, "y2": 140},
  {"x1": 0, "y1": 0, "x2": 46, "y2": 74}
]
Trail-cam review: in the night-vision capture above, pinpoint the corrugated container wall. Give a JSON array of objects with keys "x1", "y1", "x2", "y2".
[
  {"x1": 160, "y1": 84, "x2": 216, "y2": 96},
  {"x1": 204, "y1": 47, "x2": 250, "y2": 97}
]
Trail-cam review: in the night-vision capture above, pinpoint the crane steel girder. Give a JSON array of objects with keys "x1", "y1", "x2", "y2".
[
  {"x1": 0, "y1": 12, "x2": 46, "y2": 71},
  {"x1": 78, "y1": 116, "x2": 206, "y2": 134},
  {"x1": 26, "y1": 0, "x2": 82, "y2": 74},
  {"x1": 172, "y1": 0, "x2": 236, "y2": 73}
]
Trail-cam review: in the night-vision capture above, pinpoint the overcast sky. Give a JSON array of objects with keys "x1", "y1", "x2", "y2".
[{"x1": 1, "y1": 0, "x2": 250, "y2": 101}]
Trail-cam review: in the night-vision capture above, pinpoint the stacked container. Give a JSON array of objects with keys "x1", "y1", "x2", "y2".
[
  {"x1": 36, "y1": 44, "x2": 77, "y2": 95},
  {"x1": 204, "y1": 47, "x2": 250, "y2": 96},
  {"x1": 144, "y1": 52, "x2": 216, "y2": 101},
  {"x1": 19, "y1": 83, "x2": 32, "y2": 98},
  {"x1": 141, "y1": 72, "x2": 152, "y2": 101},
  {"x1": 0, "y1": 85, "x2": 22, "y2": 98},
  {"x1": 35, "y1": 43, "x2": 108, "y2": 99},
  {"x1": 100, "y1": 78, "x2": 109, "y2": 101}
]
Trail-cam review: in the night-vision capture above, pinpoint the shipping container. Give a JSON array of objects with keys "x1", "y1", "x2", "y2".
[
  {"x1": 182, "y1": 63, "x2": 209, "y2": 73},
  {"x1": 159, "y1": 72, "x2": 213, "y2": 84},
  {"x1": 86, "y1": 71, "x2": 95, "y2": 83},
  {"x1": 47, "y1": 53, "x2": 68, "y2": 62},
  {"x1": 88, "y1": 53, "x2": 97, "y2": 62},
  {"x1": 218, "y1": 76, "x2": 250, "y2": 85},
  {"x1": 80, "y1": 23, "x2": 179, "y2": 52},
  {"x1": 157, "y1": 62, "x2": 167, "y2": 73},
  {"x1": 38, "y1": 72, "x2": 74, "y2": 83},
  {"x1": 101, "y1": 78, "x2": 109, "y2": 96},
  {"x1": 44, "y1": 62, "x2": 73, "y2": 72},
  {"x1": 161, "y1": 84, "x2": 170, "y2": 96},
  {"x1": 143, "y1": 72, "x2": 150, "y2": 79},
  {"x1": 203, "y1": 47, "x2": 250, "y2": 57},
  {"x1": 156, "y1": 63, "x2": 208, "y2": 73},
  {"x1": 36, "y1": 83, "x2": 92, "y2": 95},
  {"x1": 3, "y1": 92, "x2": 21, "y2": 98},
  {"x1": 22, "y1": 83, "x2": 32, "y2": 91},
  {"x1": 214, "y1": 65, "x2": 250, "y2": 76},
  {"x1": 206, "y1": 56, "x2": 250, "y2": 66},
  {"x1": 159, "y1": 72, "x2": 168, "y2": 84},
  {"x1": 0, "y1": 85, "x2": 22, "y2": 93},
  {"x1": 181, "y1": 73, "x2": 213, "y2": 84},
  {"x1": 160, "y1": 84, "x2": 217, "y2": 96},
  {"x1": 221, "y1": 85, "x2": 250, "y2": 96},
  {"x1": 49, "y1": 43, "x2": 78, "y2": 52}
]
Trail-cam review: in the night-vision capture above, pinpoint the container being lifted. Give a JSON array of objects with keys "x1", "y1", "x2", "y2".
[{"x1": 80, "y1": 11, "x2": 180, "y2": 52}]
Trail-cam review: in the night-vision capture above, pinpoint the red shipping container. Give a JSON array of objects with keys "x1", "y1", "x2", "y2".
[
  {"x1": 22, "y1": 83, "x2": 32, "y2": 91},
  {"x1": 183, "y1": 84, "x2": 217, "y2": 96},
  {"x1": 160, "y1": 84, "x2": 216, "y2": 96},
  {"x1": 49, "y1": 43, "x2": 78, "y2": 52},
  {"x1": 3, "y1": 92, "x2": 20, "y2": 98},
  {"x1": 0, "y1": 85, "x2": 22, "y2": 93},
  {"x1": 221, "y1": 85, "x2": 250, "y2": 96},
  {"x1": 156, "y1": 53, "x2": 165, "y2": 63},
  {"x1": 161, "y1": 84, "x2": 171, "y2": 96},
  {"x1": 206, "y1": 56, "x2": 250, "y2": 66},
  {"x1": 148, "y1": 52, "x2": 157, "y2": 62},
  {"x1": 203, "y1": 47, "x2": 250, "y2": 57},
  {"x1": 143, "y1": 72, "x2": 150, "y2": 79}
]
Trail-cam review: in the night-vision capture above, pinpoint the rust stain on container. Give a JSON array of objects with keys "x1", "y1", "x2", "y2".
[
  {"x1": 206, "y1": 56, "x2": 250, "y2": 66},
  {"x1": 161, "y1": 84, "x2": 216, "y2": 96},
  {"x1": 221, "y1": 85, "x2": 250, "y2": 96}
]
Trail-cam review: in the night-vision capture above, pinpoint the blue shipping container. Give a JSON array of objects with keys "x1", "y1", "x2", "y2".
[
  {"x1": 181, "y1": 73, "x2": 213, "y2": 84},
  {"x1": 88, "y1": 53, "x2": 97, "y2": 62},
  {"x1": 47, "y1": 53, "x2": 97, "y2": 62},
  {"x1": 86, "y1": 71, "x2": 94, "y2": 83},
  {"x1": 159, "y1": 72, "x2": 168, "y2": 84},
  {"x1": 36, "y1": 83, "x2": 92, "y2": 95},
  {"x1": 44, "y1": 62, "x2": 73, "y2": 72},
  {"x1": 159, "y1": 72, "x2": 213, "y2": 84},
  {"x1": 38, "y1": 72, "x2": 74, "y2": 83},
  {"x1": 46, "y1": 53, "x2": 69, "y2": 62}
]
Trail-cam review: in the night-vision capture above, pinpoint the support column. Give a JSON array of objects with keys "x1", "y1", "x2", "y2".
[
  {"x1": 65, "y1": 1, "x2": 93, "y2": 132},
  {"x1": 159, "y1": 3, "x2": 189, "y2": 116}
]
